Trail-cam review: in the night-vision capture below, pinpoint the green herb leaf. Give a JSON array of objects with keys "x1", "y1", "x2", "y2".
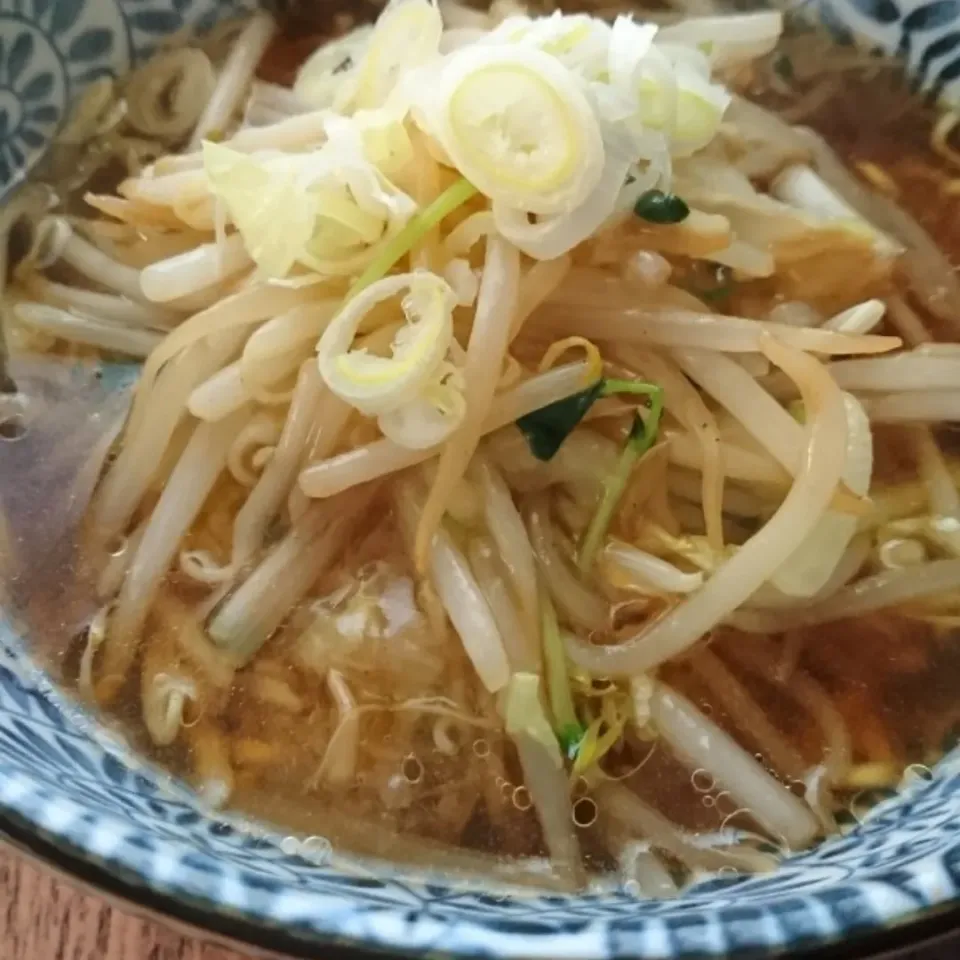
[
  {"x1": 516, "y1": 379, "x2": 604, "y2": 461},
  {"x1": 516, "y1": 378, "x2": 661, "y2": 463},
  {"x1": 633, "y1": 189, "x2": 690, "y2": 225}
]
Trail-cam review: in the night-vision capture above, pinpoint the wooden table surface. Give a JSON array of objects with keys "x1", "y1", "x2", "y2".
[{"x1": 0, "y1": 847, "x2": 251, "y2": 960}]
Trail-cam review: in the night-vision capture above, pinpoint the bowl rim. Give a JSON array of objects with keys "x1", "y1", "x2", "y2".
[
  {"x1": 4, "y1": 0, "x2": 960, "y2": 953},
  {"x1": 2, "y1": 804, "x2": 960, "y2": 960}
]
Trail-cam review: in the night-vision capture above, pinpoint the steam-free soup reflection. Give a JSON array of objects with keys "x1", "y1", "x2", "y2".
[{"x1": 5, "y1": 0, "x2": 960, "y2": 893}]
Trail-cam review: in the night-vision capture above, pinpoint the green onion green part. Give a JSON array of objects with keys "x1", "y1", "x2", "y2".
[
  {"x1": 348, "y1": 178, "x2": 478, "y2": 298},
  {"x1": 540, "y1": 587, "x2": 583, "y2": 751},
  {"x1": 578, "y1": 380, "x2": 664, "y2": 571}
]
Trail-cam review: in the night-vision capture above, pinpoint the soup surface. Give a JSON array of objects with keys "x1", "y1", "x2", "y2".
[{"x1": 4, "y1": 0, "x2": 960, "y2": 893}]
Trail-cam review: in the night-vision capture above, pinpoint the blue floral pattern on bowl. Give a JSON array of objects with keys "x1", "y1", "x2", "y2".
[
  {"x1": 3, "y1": 0, "x2": 960, "y2": 957},
  {"x1": 0, "y1": 0, "x2": 258, "y2": 192},
  {"x1": 801, "y1": 0, "x2": 960, "y2": 96}
]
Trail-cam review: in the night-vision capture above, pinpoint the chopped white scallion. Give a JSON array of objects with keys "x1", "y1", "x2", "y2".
[
  {"x1": 350, "y1": 0, "x2": 444, "y2": 112},
  {"x1": 420, "y1": 43, "x2": 605, "y2": 216},
  {"x1": 293, "y1": 25, "x2": 375, "y2": 110},
  {"x1": 317, "y1": 271, "x2": 467, "y2": 449}
]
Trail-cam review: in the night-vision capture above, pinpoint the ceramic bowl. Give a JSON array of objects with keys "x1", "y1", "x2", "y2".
[{"x1": 2, "y1": 1, "x2": 960, "y2": 957}]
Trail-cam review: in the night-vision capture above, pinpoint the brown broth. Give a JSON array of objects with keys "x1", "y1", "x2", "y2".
[{"x1": 753, "y1": 62, "x2": 960, "y2": 265}]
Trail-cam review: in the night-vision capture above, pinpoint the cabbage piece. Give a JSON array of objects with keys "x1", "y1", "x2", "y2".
[
  {"x1": 771, "y1": 164, "x2": 902, "y2": 257},
  {"x1": 673, "y1": 158, "x2": 881, "y2": 276},
  {"x1": 301, "y1": 116, "x2": 418, "y2": 274},
  {"x1": 202, "y1": 125, "x2": 417, "y2": 279},
  {"x1": 202, "y1": 142, "x2": 318, "y2": 277}
]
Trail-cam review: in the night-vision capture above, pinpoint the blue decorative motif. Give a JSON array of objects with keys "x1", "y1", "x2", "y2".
[
  {"x1": 2, "y1": 0, "x2": 960, "y2": 956},
  {"x1": 808, "y1": 0, "x2": 960, "y2": 96},
  {"x1": 0, "y1": 0, "x2": 258, "y2": 193}
]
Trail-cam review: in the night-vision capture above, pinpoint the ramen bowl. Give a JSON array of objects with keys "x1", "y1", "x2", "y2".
[{"x1": 3, "y1": 0, "x2": 960, "y2": 957}]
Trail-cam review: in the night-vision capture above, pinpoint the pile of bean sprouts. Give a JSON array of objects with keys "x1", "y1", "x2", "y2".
[{"x1": 4, "y1": 0, "x2": 960, "y2": 894}]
